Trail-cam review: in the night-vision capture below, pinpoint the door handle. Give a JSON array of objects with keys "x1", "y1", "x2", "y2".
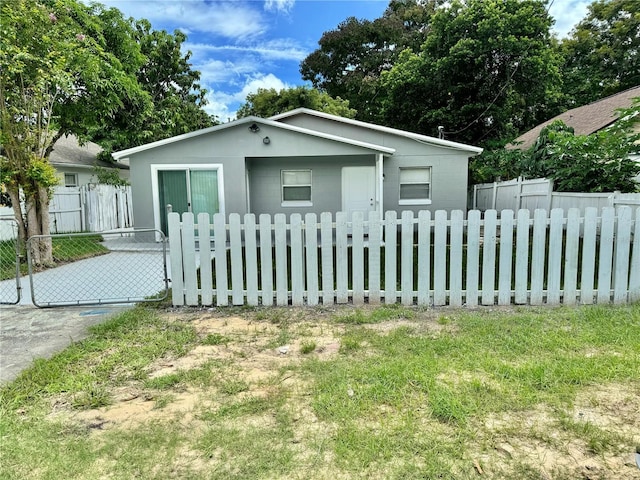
[{"x1": 370, "y1": 198, "x2": 374, "y2": 206}]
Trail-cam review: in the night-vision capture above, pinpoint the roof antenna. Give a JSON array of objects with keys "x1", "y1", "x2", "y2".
[{"x1": 437, "y1": 126, "x2": 445, "y2": 139}]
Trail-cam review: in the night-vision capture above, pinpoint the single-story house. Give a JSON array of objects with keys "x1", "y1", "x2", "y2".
[
  {"x1": 50, "y1": 134, "x2": 129, "y2": 187},
  {"x1": 111, "y1": 109, "x2": 482, "y2": 234},
  {"x1": 508, "y1": 85, "x2": 640, "y2": 150}
]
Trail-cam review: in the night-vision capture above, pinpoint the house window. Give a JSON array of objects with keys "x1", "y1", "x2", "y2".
[
  {"x1": 281, "y1": 170, "x2": 312, "y2": 206},
  {"x1": 399, "y1": 167, "x2": 431, "y2": 205},
  {"x1": 64, "y1": 173, "x2": 78, "y2": 187}
]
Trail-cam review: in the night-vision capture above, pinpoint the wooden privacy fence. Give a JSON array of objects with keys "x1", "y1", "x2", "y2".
[
  {"x1": 168, "y1": 208, "x2": 640, "y2": 308},
  {"x1": 472, "y1": 176, "x2": 640, "y2": 213}
]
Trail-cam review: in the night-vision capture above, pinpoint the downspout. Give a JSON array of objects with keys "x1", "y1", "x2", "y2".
[{"x1": 376, "y1": 153, "x2": 384, "y2": 220}]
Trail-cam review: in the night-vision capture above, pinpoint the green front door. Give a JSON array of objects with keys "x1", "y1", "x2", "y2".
[{"x1": 158, "y1": 169, "x2": 219, "y2": 234}]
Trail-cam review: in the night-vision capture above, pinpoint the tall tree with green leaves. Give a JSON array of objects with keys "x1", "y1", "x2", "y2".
[
  {"x1": 236, "y1": 86, "x2": 356, "y2": 119},
  {"x1": 380, "y1": 0, "x2": 562, "y2": 145},
  {"x1": 559, "y1": 0, "x2": 640, "y2": 107},
  {"x1": 90, "y1": 18, "x2": 214, "y2": 156},
  {"x1": 300, "y1": 0, "x2": 443, "y2": 122},
  {"x1": 0, "y1": 0, "x2": 147, "y2": 265}
]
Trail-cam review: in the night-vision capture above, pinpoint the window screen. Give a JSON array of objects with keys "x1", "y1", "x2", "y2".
[
  {"x1": 399, "y1": 168, "x2": 431, "y2": 202},
  {"x1": 282, "y1": 170, "x2": 312, "y2": 203}
]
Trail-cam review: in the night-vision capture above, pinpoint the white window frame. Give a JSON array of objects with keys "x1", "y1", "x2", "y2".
[
  {"x1": 398, "y1": 167, "x2": 432, "y2": 205},
  {"x1": 281, "y1": 169, "x2": 312, "y2": 207},
  {"x1": 64, "y1": 173, "x2": 78, "y2": 187}
]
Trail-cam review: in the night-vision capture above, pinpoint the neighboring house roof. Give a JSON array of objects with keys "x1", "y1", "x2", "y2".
[
  {"x1": 508, "y1": 85, "x2": 640, "y2": 150},
  {"x1": 270, "y1": 108, "x2": 484, "y2": 155},
  {"x1": 50, "y1": 135, "x2": 129, "y2": 170},
  {"x1": 111, "y1": 115, "x2": 396, "y2": 160}
]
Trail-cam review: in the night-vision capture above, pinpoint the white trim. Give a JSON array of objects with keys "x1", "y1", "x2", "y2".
[
  {"x1": 270, "y1": 108, "x2": 484, "y2": 154},
  {"x1": 150, "y1": 164, "x2": 225, "y2": 235},
  {"x1": 281, "y1": 201, "x2": 313, "y2": 208},
  {"x1": 112, "y1": 115, "x2": 395, "y2": 159},
  {"x1": 376, "y1": 154, "x2": 384, "y2": 221}
]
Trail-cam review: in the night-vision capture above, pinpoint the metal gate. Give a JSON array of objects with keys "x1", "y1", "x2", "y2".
[
  {"x1": 26, "y1": 229, "x2": 169, "y2": 307},
  {"x1": 0, "y1": 218, "x2": 21, "y2": 304}
]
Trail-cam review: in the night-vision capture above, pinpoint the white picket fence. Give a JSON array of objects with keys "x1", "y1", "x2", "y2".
[
  {"x1": 472, "y1": 177, "x2": 640, "y2": 214},
  {"x1": 0, "y1": 185, "x2": 133, "y2": 239},
  {"x1": 168, "y1": 208, "x2": 640, "y2": 307}
]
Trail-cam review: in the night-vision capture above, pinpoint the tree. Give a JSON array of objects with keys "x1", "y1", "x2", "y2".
[
  {"x1": 0, "y1": 0, "x2": 147, "y2": 265},
  {"x1": 559, "y1": 0, "x2": 640, "y2": 107},
  {"x1": 90, "y1": 18, "x2": 215, "y2": 156},
  {"x1": 236, "y1": 86, "x2": 356, "y2": 119},
  {"x1": 300, "y1": 1, "x2": 443, "y2": 122},
  {"x1": 380, "y1": 0, "x2": 562, "y2": 145}
]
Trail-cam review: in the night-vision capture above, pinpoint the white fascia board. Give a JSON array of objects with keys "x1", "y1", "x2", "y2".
[
  {"x1": 270, "y1": 108, "x2": 484, "y2": 155},
  {"x1": 111, "y1": 115, "x2": 395, "y2": 160}
]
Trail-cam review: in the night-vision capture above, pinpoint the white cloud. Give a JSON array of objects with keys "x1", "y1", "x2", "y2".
[
  {"x1": 98, "y1": 0, "x2": 269, "y2": 41},
  {"x1": 264, "y1": 0, "x2": 295, "y2": 14},
  {"x1": 185, "y1": 39, "x2": 308, "y2": 62},
  {"x1": 548, "y1": 0, "x2": 590, "y2": 38},
  {"x1": 204, "y1": 73, "x2": 290, "y2": 120}
]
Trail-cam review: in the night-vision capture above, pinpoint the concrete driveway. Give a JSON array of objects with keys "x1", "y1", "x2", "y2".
[
  {"x1": 0, "y1": 304, "x2": 129, "y2": 383},
  {"x1": 0, "y1": 241, "x2": 171, "y2": 384}
]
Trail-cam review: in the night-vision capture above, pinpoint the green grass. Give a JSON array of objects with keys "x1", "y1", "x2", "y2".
[{"x1": 1, "y1": 304, "x2": 639, "y2": 479}]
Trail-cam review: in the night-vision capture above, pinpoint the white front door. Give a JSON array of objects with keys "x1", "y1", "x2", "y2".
[{"x1": 342, "y1": 166, "x2": 376, "y2": 220}]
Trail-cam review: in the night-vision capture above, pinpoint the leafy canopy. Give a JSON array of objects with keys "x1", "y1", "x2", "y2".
[{"x1": 236, "y1": 86, "x2": 356, "y2": 119}]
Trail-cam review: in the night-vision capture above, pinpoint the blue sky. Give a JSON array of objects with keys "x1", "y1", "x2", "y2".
[{"x1": 98, "y1": 0, "x2": 592, "y2": 121}]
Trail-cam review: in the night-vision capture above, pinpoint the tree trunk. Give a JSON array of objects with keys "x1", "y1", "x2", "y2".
[
  {"x1": 25, "y1": 196, "x2": 41, "y2": 266},
  {"x1": 7, "y1": 186, "x2": 27, "y2": 244},
  {"x1": 37, "y1": 186, "x2": 53, "y2": 266}
]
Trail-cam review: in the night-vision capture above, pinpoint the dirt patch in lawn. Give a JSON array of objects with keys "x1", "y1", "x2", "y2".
[{"x1": 46, "y1": 308, "x2": 640, "y2": 479}]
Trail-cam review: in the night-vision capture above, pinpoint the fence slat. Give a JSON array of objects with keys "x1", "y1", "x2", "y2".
[
  {"x1": 384, "y1": 211, "x2": 398, "y2": 304},
  {"x1": 613, "y1": 207, "x2": 631, "y2": 304},
  {"x1": 368, "y1": 211, "x2": 382, "y2": 305},
  {"x1": 433, "y1": 210, "x2": 447, "y2": 306},
  {"x1": 466, "y1": 210, "x2": 480, "y2": 306},
  {"x1": 305, "y1": 213, "x2": 319, "y2": 306},
  {"x1": 181, "y1": 213, "x2": 198, "y2": 306},
  {"x1": 336, "y1": 212, "x2": 348, "y2": 303},
  {"x1": 213, "y1": 213, "x2": 228, "y2": 306},
  {"x1": 580, "y1": 208, "x2": 598, "y2": 304},
  {"x1": 352, "y1": 212, "x2": 365, "y2": 305},
  {"x1": 629, "y1": 207, "x2": 640, "y2": 302},
  {"x1": 417, "y1": 210, "x2": 431, "y2": 306},
  {"x1": 259, "y1": 214, "x2": 273, "y2": 306},
  {"x1": 563, "y1": 208, "x2": 580, "y2": 305},
  {"x1": 546, "y1": 209, "x2": 564, "y2": 305},
  {"x1": 321, "y1": 212, "x2": 334, "y2": 304},
  {"x1": 498, "y1": 210, "x2": 514, "y2": 306},
  {"x1": 514, "y1": 209, "x2": 530, "y2": 304},
  {"x1": 481, "y1": 210, "x2": 497, "y2": 305},
  {"x1": 530, "y1": 209, "x2": 547, "y2": 306},
  {"x1": 597, "y1": 207, "x2": 615, "y2": 304},
  {"x1": 229, "y1": 214, "x2": 244, "y2": 306},
  {"x1": 401, "y1": 211, "x2": 415, "y2": 306},
  {"x1": 275, "y1": 214, "x2": 288, "y2": 306},
  {"x1": 244, "y1": 214, "x2": 259, "y2": 306},
  {"x1": 168, "y1": 212, "x2": 184, "y2": 306},
  {"x1": 449, "y1": 210, "x2": 463, "y2": 307},
  {"x1": 291, "y1": 214, "x2": 304, "y2": 306},
  {"x1": 198, "y1": 213, "x2": 213, "y2": 306}
]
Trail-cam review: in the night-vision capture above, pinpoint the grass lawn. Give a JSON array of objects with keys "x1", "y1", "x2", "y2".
[{"x1": 1, "y1": 304, "x2": 639, "y2": 479}]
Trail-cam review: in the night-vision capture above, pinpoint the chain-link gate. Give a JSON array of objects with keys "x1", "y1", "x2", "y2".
[
  {"x1": 0, "y1": 218, "x2": 22, "y2": 304},
  {"x1": 26, "y1": 229, "x2": 169, "y2": 307}
]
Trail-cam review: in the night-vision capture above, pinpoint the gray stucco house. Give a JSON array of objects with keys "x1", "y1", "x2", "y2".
[{"x1": 111, "y1": 109, "x2": 482, "y2": 233}]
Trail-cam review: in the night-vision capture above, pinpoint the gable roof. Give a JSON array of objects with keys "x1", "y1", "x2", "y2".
[
  {"x1": 270, "y1": 108, "x2": 484, "y2": 154},
  {"x1": 111, "y1": 115, "x2": 395, "y2": 160},
  {"x1": 51, "y1": 135, "x2": 128, "y2": 170},
  {"x1": 508, "y1": 85, "x2": 640, "y2": 150}
]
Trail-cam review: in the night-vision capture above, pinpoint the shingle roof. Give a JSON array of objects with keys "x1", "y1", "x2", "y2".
[
  {"x1": 508, "y1": 86, "x2": 640, "y2": 150},
  {"x1": 50, "y1": 135, "x2": 128, "y2": 170}
]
